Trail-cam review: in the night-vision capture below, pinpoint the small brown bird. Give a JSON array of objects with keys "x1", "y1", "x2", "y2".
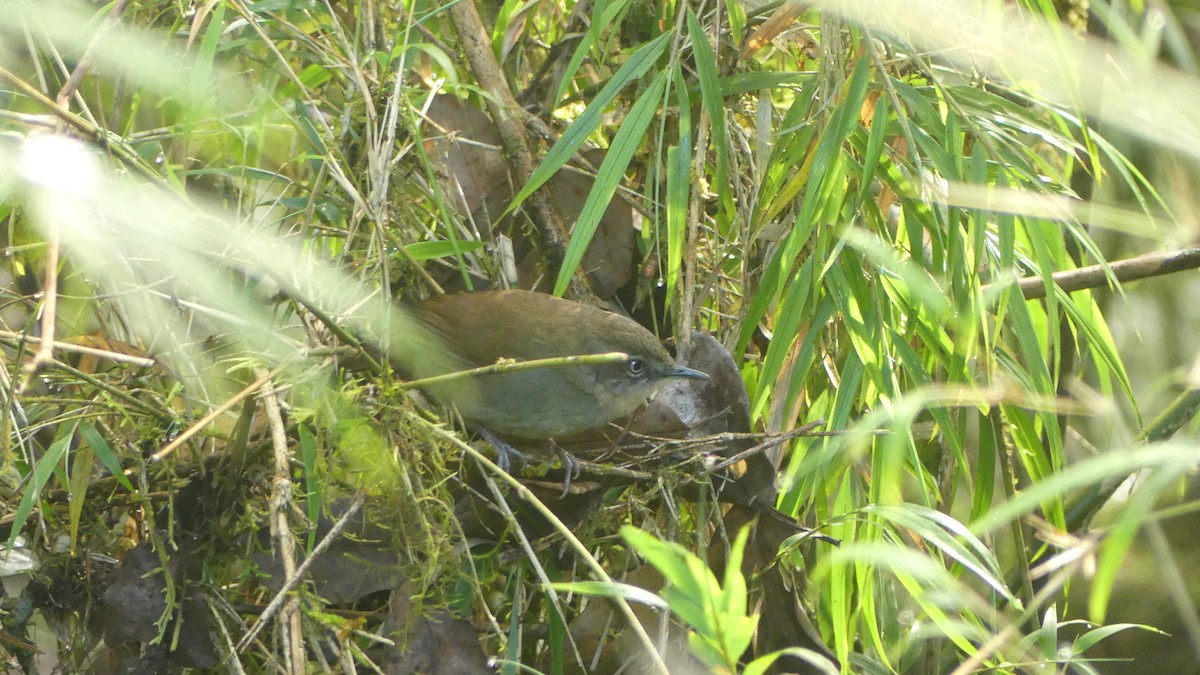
[{"x1": 405, "y1": 290, "x2": 708, "y2": 470}]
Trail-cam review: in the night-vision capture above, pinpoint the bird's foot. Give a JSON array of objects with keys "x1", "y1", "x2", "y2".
[
  {"x1": 477, "y1": 427, "x2": 528, "y2": 473},
  {"x1": 548, "y1": 439, "x2": 581, "y2": 497}
]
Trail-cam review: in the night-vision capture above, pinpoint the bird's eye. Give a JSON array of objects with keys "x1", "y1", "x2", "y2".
[{"x1": 627, "y1": 358, "x2": 645, "y2": 377}]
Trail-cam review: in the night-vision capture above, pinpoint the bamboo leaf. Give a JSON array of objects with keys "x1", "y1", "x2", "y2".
[
  {"x1": 508, "y1": 31, "x2": 672, "y2": 216},
  {"x1": 9, "y1": 423, "x2": 76, "y2": 550},
  {"x1": 553, "y1": 70, "x2": 669, "y2": 296}
]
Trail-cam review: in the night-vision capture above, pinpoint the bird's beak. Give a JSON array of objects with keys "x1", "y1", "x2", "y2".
[{"x1": 667, "y1": 364, "x2": 710, "y2": 381}]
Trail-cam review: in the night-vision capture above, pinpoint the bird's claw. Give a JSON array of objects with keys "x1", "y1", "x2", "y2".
[
  {"x1": 550, "y1": 440, "x2": 581, "y2": 498},
  {"x1": 478, "y1": 428, "x2": 527, "y2": 473},
  {"x1": 476, "y1": 429, "x2": 579, "y2": 497}
]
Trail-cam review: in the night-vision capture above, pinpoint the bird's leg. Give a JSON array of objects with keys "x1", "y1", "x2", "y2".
[
  {"x1": 610, "y1": 412, "x2": 638, "y2": 448},
  {"x1": 547, "y1": 438, "x2": 581, "y2": 497},
  {"x1": 476, "y1": 427, "x2": 528, "y2": 473}
]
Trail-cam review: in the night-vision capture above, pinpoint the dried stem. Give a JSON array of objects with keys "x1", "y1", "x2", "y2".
[
  {"x1": 447, "y1": 0, "x2": 595, "y2": 302},
  {"x1": 257, "y1": 369, "x2": 305, "y2": 673},
  {"x1": 992, "y1": 246, "x2": 1200, "y2": 300},
  {"x1": 151, "y1": 362, "x2": 292, "y2": 462}
]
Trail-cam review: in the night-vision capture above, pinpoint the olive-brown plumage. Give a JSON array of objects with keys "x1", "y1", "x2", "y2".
[{"x1": 408, "y1": 290, "x2": 707, "y2": 440}]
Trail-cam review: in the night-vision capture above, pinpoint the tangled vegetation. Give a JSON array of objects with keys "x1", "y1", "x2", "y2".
[{"x1": 1, "y1": 0, "x2": 1199, "y2": 672}]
